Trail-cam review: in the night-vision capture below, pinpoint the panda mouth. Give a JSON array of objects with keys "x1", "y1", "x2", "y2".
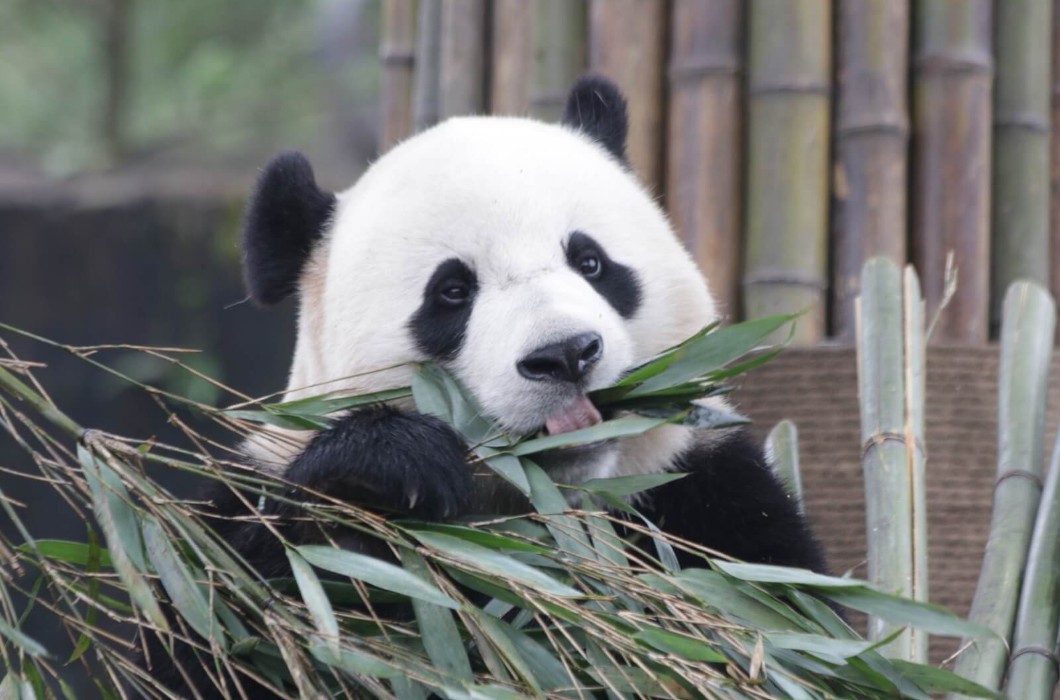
[{"x1": 541, "y1": 394, "x2": 603, "y2": 437}]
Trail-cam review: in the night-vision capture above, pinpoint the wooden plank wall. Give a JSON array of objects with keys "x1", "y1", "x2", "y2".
[{"x1": 378, "y1": 0, "x2": 1058, "y2": 346}]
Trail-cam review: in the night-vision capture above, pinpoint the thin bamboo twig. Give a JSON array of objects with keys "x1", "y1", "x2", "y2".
[
  {"x1": 666, "y1": 0, "x2": 744, "y2": 321},
  {"x1": 855, "y1": 257, "x2": 914, "y2": 659},
  {"x1": 991, "y1": 0, "x2": 1052, "y2": 334},
  {"x1": 949, "y1": 281, "x2": 1056, "y2": 697},
  {"x1": 588, "y1": 0, "x2": 668, "y2": 191},
  {"x1": 765, "y1": 420, "x2": 803, "y2": 512},
  {"x1": 1005, "y1": 432, "x2": 1060, "y2": 699},
  {"x1": 743, "y1": 0, "x2": 832, "y2": 345},
  {"x1": 911, "y1": 1, "x2": 993, "y2": 343},
  {"x1": 379, "y1": 0, "x2": 418, "y2": 151},
  {"x1": 832, "y1": 1, "x2": 910, "y2": 339}
]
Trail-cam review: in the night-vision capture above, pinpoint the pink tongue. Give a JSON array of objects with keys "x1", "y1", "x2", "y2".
[{"x1": 544, "y1": 395, "x2": 603, "y2": 436}]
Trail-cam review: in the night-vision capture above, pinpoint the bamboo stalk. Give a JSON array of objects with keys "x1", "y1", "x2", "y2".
[
  {"x1": 991, "y1": 0, "x2": 1052, "y2": 335},
  {"x1": 439, "y1": 0, "x2": 489, "y2": 118},
  {"x1": 531, "y1": 0, "x2": 587, "y2": 121},
  {"x1": 666, "y1": 0, "x2": 744, "y2": 320},
  {"x1": 949, "y1": 282, "x2": 1056, "y2": 697},
  {"x1": 832, "y1": 1, "x2": 910, "y2": 339},
  {"x1": 765, "y1": 420, "x2": 803, "y2": 512},
  {"x1": 588, "y1": 0, "x2": 667, "y2": 190},
  {"x1": 911, "y1": 1, "x2": 993, "y2": 344},
  {"x1": 412, "y1": 0, "x2": 442, "y2": 129},
  {"x1": 490, "y1": 0, "x2": 533, "y2": 115},
  {"x1": 379, "y1": 0, "x2": 418, "y2": 151},
  {"x1": 1049, "y1": 0, "x2": 1060, "y2": 342},
  {"x1": 855, "y1": 257, "x2": 926, "y2": 660},
  {"x1": 743, "y1": 1, "x2": 832, "y2": 345},
  {"x1": 1004, "y1": 432, "x2": 1060, "y2": 699}
]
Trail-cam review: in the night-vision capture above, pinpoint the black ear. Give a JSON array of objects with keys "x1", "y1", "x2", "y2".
[
  {"x1": 242, "y1": 151, "x2": 336, "y2": 306},
  {"x1": 561, "y1": 75, "x2": 629, "y2": 162}
]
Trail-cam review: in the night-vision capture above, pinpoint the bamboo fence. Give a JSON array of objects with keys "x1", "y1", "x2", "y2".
[{"x1": 378, "y1": 1, "x2": 1060, "y2": 348}]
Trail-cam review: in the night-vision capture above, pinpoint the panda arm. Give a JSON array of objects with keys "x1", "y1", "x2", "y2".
[{"x1": 637, "y1": 429, "x2": 828, "y2": 573}]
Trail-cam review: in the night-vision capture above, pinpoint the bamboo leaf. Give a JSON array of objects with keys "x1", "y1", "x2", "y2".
[
  {"x1": 890, "y1": 660, "x2": 1001, "y2": 698},
  {"x1": 509, "y1": 415, "x2": 669, "y2": 456},
  {"x1": 143, "y1": 516, "x2": 218, "y2": 647},
  {"x1": 578, "y1": 472, "x2": 687, "y2": 498},
  {"x1": 17, "y1": 540, "x2": 113, "y2": 569},
  {"x1": 633, "y1": 628, "x2": 726, "y2": 662},
  {"x1": 0, "y1": 621, "x2": 49, "y2": 658},
  {"x1": 399, "y1": 549, "x2": 473, "y2": 683},
  {"x1": 287, "y1": 549, "x2": 339, "y2": 647},
  {"x1": 297, "y1": 545, "x2": 458, "y2": 609}
]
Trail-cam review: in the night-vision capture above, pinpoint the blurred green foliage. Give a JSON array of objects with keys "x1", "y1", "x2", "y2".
[{"x1": 0, "y1": 0, "x2": 379, "y2": 174}]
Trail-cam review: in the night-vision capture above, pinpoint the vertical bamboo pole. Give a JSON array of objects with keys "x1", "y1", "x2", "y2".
[
  {"x1": 855, "y1": 258, "x2": 928, "y2": 661},
  {"x1": 991, "y1": 0, "x2": 1052, "y2": 335},
  {"x1": 380, "y1": 0, "x2": 418, "y2": 151},
  {"x1": 589, "y1": 0, "x2": 668, "y2": 190},
  {"x1": 744, "y1": 1, "x2": 832, "y2": 345},
  {"x1": 1052, "y1": 1, "x2": 1060, "y2": 338},
  {"x1": 413, "y1": 0, "x2": 443, "y2": 129},
  {"x1": 531, "y1": 0, "x2": 587, "y2": 121},
  {"x1": 948, "y1": 282, "x2": 1055, "y2": 697},
  {"x1": 439, "y1": 0, "x2": 489, "y2": 119},
  {"x1": 491, "y1": 0, "x2": 533, "y2": 115},
  {"x1": 911, "y1": 1, "x2": 993, "y2": 344},
  {"x1": 666, "y1": 0, "x2": 744, "y2": 320},
  {"x1": 832, "y1": 1, "x2": 910, "y2": 340}
]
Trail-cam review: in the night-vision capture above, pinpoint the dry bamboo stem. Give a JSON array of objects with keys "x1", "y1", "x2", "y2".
[
  {"x1": 531, "y1": 0, "x2": 587, "y2": 121},
  {"x1": 589, "y1": 0, "x2": 668, "y2": 191},
  {"x1": 439, "y1": 0, "x2": 489, "y2": 119},
  {"x1": 949, "y1": 282, "x2": 1056, "y2": 697},
  {"x1": 911, "y1": 1, "x2": 993, "y2": 344},
  {"x1": 666, "y1": 0, "x2": 744, "y2": 321},
  {"x1": 832, "y1": 1, "x2": 910, "y2": 340},
  {"x1": 413, "y1": 0, "x2": 443, "y2": 129},
  {"x1": 380, "y1": 0, "x2": 418, "y2": 151},
  {"x1": 490, "y1": 0, "x2": 533, "y2": 115},
  {"x1": 744, "y1": 0, "x2": 832, "y2": 345},
  {"x1": 991, "y1": 0, "x2": 1052, "y2": 334}
]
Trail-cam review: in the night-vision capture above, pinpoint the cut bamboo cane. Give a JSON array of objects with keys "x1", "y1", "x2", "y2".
[
  {"x1": 439, "y1": 0, "x2": 488, "y2": 119},
  {"x1": 855, "y1": 257, "x2": 927, "y2": 660},
  {"x1": 412, "y1": 0, "x2": 442, "y2": 129},
  {"x1": 991, "y1": 0, "x2": 1052, "y2": 335},
  {"x1": 380, "y1": 0, "x2": 418, "y2": 151},
  {"x1": 589, "y1": 0, "x2": 667, "y2": 191},
  {"x1": 948, "y1": 282, "x2": 1056, "y2": 698},
  {"x1": 490, "y1": 0, "x2": 533, "y2": 115},
  {"x1": 765, "y1": 420, "x2": 803, "y2": 513},
  {"x1": 743, "y1": 1, "x2": 832, "y2": 345},
  {"x1": 666, "y1": 0, "x2": 744, "y2": 321},
  {"x1": 911, "y1": 1, "x2": 993, "y2": 344},
  {"x1": 531, "y1": 0, "x2": 587, "y2": 121},
  {"x1": 832, "y1": 1, "x2": 910, "y2": 340},
  {"x1": 1049, "y1": 0, "x2": 1060, "y2": 343},
  {"x1": 1005, "y1": 432, "x2": 1060, "y2": 700}
]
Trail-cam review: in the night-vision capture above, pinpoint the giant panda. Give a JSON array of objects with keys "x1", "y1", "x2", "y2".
[{"x1": 143, "y1": 76, "x2": 827, "y2": 698}]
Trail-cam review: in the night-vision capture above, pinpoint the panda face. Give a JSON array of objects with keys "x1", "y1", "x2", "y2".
[{"x1": 244, "y1": 79, "x2": 718, "y2": 478}]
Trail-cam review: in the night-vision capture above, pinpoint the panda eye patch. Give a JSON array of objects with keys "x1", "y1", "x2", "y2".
[
  {"x1": 565, "y1": 231, "x2": 642, "y2": 319},
  {"x1": 577, "y1": 254, "x2": 602, "y2": 279},
  {"x1": 410, "y1": 258, "x2": 477, "y2": 360},
  {"x1": 438, "y1": 280, "x2": 471, "y2": 306}
]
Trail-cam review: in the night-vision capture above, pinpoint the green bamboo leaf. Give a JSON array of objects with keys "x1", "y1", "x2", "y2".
[
  {"x1": 399, "y1": 549, "x2": 473, "y2": 683},
  {"x1": 297, "y1": 545, "x2": 458, "y2": 609},
  {"x1": 269, "y1": 387, "x2": 413, "y2": 416},
  {"x1": 222, "y1": 409, "x2": 330, "y2": 431},
  {"x1": 287, "y1": 549, "x2": 339, "y2": 646},
  {"x1": 467, "y1": 610, "x2": 543, "y2": 693},
  {"x1": 412, "y1": 531, "x2": 581, "y2": 597},
  {"x1": 766, "y1": 632, "x2": 873, "y2": 662},
  {"x1": 610, "y1": 322, "x2": 720, "y2": 387},
  {"x1": 578, "y1": 472, "x2": 687, "y2": 498},
  {"x1": 17, "y1": 540, "x2": 113, "y2": 569},
  {"x1": 68, "y1": 527, "x2": 103, "y2": 663},
  {"x1": 478, "y1": 451, "x2": 530, "y2": 495},
  {"x1": 633, "y1": 628, "x2": 726, "y2": 662},
  {"x1": 715, "y1": 561, "x2": 863, "y2": 587},
  {"x1": 889, "y1": 660, "x2": 1001, "y2": 698},
  {"x1": 824, "y1": 587, "x2": 994, "y2": 640},
  {"x1": 401, "y1": 523, "x2": 550, "y2": 554},
  {"x1": 0, "y1": 621, "x2": 49, "y2": 658},
  {"x1": 510, "y1": 415, "x2": 668, "y2": 456},
  {"x1": 308, "y1": 640, "x2": 400, "y2": 679},
  {"x1": 143, "y1": 516, "x2": 218, "y2": 647},
  {"x1": 663, "y1": 570, "x2": 805, "y2": 631}
]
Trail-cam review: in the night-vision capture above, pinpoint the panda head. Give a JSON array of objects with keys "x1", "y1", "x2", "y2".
[{"x1": 242, "y1": 76, "x2": 719, "y2": 481}]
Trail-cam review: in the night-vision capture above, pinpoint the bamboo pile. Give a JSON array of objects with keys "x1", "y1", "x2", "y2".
[{"x1": 379, "y1": 2, "x2": 1058, "y2": 346}]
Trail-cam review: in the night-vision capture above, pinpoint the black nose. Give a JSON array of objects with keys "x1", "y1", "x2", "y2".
[{"x1": 517, "y1": 332, "x2": 603, "y2": 384}]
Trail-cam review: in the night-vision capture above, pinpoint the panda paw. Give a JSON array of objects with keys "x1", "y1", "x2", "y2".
[{"x1": 285, "y1": 406, "x2": 472, "y2": 521}]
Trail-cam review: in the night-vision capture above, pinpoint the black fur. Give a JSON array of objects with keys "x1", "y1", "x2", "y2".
[
  {"x1": 242, "y1": 151, "x2": 336, "y2": 305},
  {"x1": 566, "y1": 231, "x2": 642, "y2": 318},
  {"x1": 409, "y1": 258, "x2": 478, "y2": 359},
  {"x1": 561, "y1": 75, "x2": 630, "y2": 163},
  {"x1": 638, "y1": 429, "x2": 827, "y2": 573}
]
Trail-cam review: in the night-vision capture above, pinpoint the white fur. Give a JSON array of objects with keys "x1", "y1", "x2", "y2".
[{"x1": 249, "y1": 116, "x2": 723, "y2": 482}]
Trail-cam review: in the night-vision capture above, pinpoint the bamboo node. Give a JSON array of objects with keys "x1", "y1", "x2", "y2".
[
  {"x1": 861, "y1": 432, "x2": 926, "y2": 460},
  {"x1": 379, "y1": 50, "x2": 416, "y2": 67},
  {"x1": 668, "y1": 60, "x2": 741, "y2": 84},
  {"x1": 743, "y1": 272, "x2": 826, "y2": 291},
  {"x1": 994, "y1": 469, "x2": 1043, "y2": 491},
  {"x1": 1008, "y1": 646, "x2": 1060, "y2": 674}
]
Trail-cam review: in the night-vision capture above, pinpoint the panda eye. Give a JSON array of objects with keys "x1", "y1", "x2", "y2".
[
  {"x1": 578, "y1": 254, "x2": 602, "y2": 280},
  {"x1": 438, "y1": 281, "x2": 470, "y2": 307}
]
